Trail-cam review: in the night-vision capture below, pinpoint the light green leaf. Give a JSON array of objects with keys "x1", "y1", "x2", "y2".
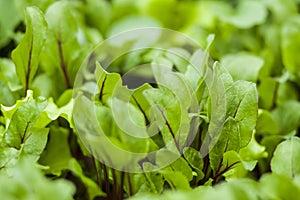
[
  {"x1": 140, "y1": 0, "x2": 197, "y2": 30},
  {"x1": 226, "y1": 81, "x2": 258, "y2": 147},
  {"x1": 41, "y1": 1, "x2": 84, "y2": 90},
  {"x1": 0, "y1": 147, "x2": 19, "y2": 173},
  {"x1": 143, "y1": 87, "x2": 184, "y2": 152},
  {"x1": 239, "y1": 133, "x2": 268, "y2": 166},
  {"x1": 260, "y1": 173, "x2": 300, "y2": 200},
  {"x1": 84, "y1": 0, "x2": 111, "y2": 33},
  {"x1": 107, "y1": 15, "x2": 160, "y2": 37},
  {"x1": 0, "y1": 58, "x2": 22, "y2": 92},
  {"x1": 281, "y1": 16, "x2": 300, "y2": 78},
  {"x1": 256, "y1": 109, "x2": 279, "y2": 135},
  {"x1": 1, "y1": 90, "x2": 34, "y2": 125},
  {"x1": 0, "y1": 158, "x2": 75, "y2": 200},
  {"x1": 13, "y1": 0, "x2": 56, "y2": 14},
  {"x1": 183, "y1": 147, "x2": 204, "y2": 181},
  {"x1": 257, "y1": 77, "x2": 277, "y2": 110},
  {"x1": 260, "y1": 135, "x2": 284, "y2": 165},
  {"x1": 213, "y1": 1, "x2": 267, "y2": 28},
  {"x1": 156, "y1": 149, "x2": 193, "y2": 182},
  {"x1": 129, "y1": 178, "x2": 259, "y2": 200},
  {"x1": 130, "y1": 83, "x2": 153, "y2": 121},
  {"x1": 39, "y1": 126, "x2": 72, "y2": 176},
  {"x1": 95, "y1": 62, "x2": 122, "y2": 104},
  {"x1": 20, "y1": 127, "x2": 49, "y2": 161},
  {"x1": 34, "y1": 98, "x2": 60, "y2": 127},
  {"x1": 0, "y1": 0, "x2": 20, "y2": 48},
  {"x1": 210, "y1": 80, "x2": 258, "y2": 172},
  {"x1": 276, "y1": 81, "x2": 299, "y2": 106},
  {"x1": 0, "y1": 81, "x2": 15, "y2": 106},
  {"x1": 222, "y1": 151, "x2": 247, "y2": 179},
  {"x1": 45, "y1": 1, "x2": 78, "y2": 43},
  {"x1": 4, "y1": 97, "x2": 47, "y2": 149},
  {"x1": 110, "y1": 98, "x2": 148, "y2": 138},
  {"x1": 31, "y1": 73, "x2": 56, "y2": 98},
  {"x1": 210, "y1": 117, "x2": 240, "y2": 172},
  {"x1": 160, "y1": 171, "x2": 191, "y2": 191},
  {"x1": 271, "y1": 137, "x2": 300, "y2": 178},
  {"x1": 221, "y1": 53, "x2": 264, "y2": 82},
  {"x1": 271, "y1": 101, "x2": 300, "y2": 135},
  {"x1": 138, "y1": 164, "x2": 164, "y2": 194},
  {"x1": 12, "y1": 6, "x2": 47, "y2": 91}
]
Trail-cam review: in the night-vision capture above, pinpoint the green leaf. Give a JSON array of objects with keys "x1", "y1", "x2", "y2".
[
  {"x1": 129, "y1": 178, "x2": 259, "y2": 200},
  {"x1": 206, "y1": 178, "x2": 259, "y2": 200},
  {"x1": 0, "y1": 81, "x2": 15, "y2": 106},
  {"x1": 4, "y1": 97, "x2": 47, "y2": 149},
  {"x1": 260, "y1": 173, "x2": 300, "y2": 200},
  {"x1": 151, "y1": 59, "x2": 194, "y2": 111},
  {"x1": 84, "y1": 0, "x2": 111, "y2": 33},
  {"x1": 39, "y1": 125, "x2": 104, "y2": 199},
  {"x1": 13, "y1": 0, "x2": 56, "y2": 14},
  {"x1": 36, "y1": 98, "x2": 60, "y2": 127},
  {"x1": 95, "y1": 62, "x2": 122, "y2": 103},
  {"x1": 271, "y1": 101, "x2": 300, "y2": 135},
  {"x1": 45, "y1": 1, "x2": 78, "y2": 44},
  {"x1": 210, "y1": 117, "x2": 240, "y2": 172},
  {"x1": 108, "y1": 97, "x2": 157, "y2": 155},
  {"x1": 239, "y1": 133, "x2": 268, "y2": 165},
  {"x1": 41, "y1": 1, "x2": 84, "y2": 91},
  {"x1": 271, "y1": 137, "x2": 300, "y2": 178},
  {"x1": 222, "y1": 151, "x2": 247, "y2": 179},
  {"x1": 0, "y1": 58, "x2": 22, "y2": 92},
  {"x1": 31, "y1": 73, "x2": 56, "y2": 98},
  {"x1": 0, "y1": 0, "x2": 20, "y2": 48},
  {"x1": 221, "y1": 53, "x2": 264, "y2": 82},
  {"x1": 260, "y1": 135, "x2": 284, "y2": 165},
  {"x1": 68, "y1": 159, "x2": 106, "y2": 199},
  {"x1": 0, "y1": 158, "x2": 75, "y2": 200},
  {"x1": 1, "y1": 90, "x2": 34, "y2": 123},
  {"x1": 137, "y1": 164, "x2": 164, "y2": 194},
  {"x1": 210, "y1": 80, "x2": 258, "y2": 172},
  {"x1": 226, "y1": 81, "x2": 258, "y2": 147},
  {"x1": 281, "y1": 16, "x2": 300, "y2": 78},
  {"x1": 276, "y1": 81, "x2": 299, "y2": 106},
  {"x1": 140, "y1": 0, "x2": 197, "y2": 30},
  {"x1": 256, "y1": 109, "x2": 279, "y2": 135},
  {"x1": 151, "y1": 150, "x2": 193, "y2": 190},
  {"x1": 257, "y1": 78, "x2": 277, "y2": 110},
  {"x1": 38, "y1": 126, "x2": 72, "y2": 176},
  {"x1": 130, "y1": 83, "x2": 153, "y2": 120},
  {"x1": 73, "y1": 95, "x2": 140, "y2": 171},
  {"x1": 20, "y1": 127, "x2": 49, "y2": 161},
  {"x1": 143, "y1": 87, "x2": 187, "y2": 152},
  {"x1": 183, "y1": 147, "x2": 204, "y2": 181},
  {"x1": 212, "y1": 1, "x2": 267, "y2": 28},
  {"x1": 110, "y1": 97, "x2": 149, "y2": 139},
  {"x1": 107, "y1": 15, "x2": 160, "y2": 36},
  {"x1": 160, "y1": 171, "x2": 191, "y2": 191},
  {"x1": 11, "y1": 6, "x2": 47, "y2": 91},
  {"x1": 0, "y1": 147, "x2": 19, "y2": 173}
]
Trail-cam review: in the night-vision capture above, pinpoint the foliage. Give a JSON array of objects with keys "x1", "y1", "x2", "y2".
[{"x1": 0, "y1": 0, "x2": 300, "y2": 199}]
